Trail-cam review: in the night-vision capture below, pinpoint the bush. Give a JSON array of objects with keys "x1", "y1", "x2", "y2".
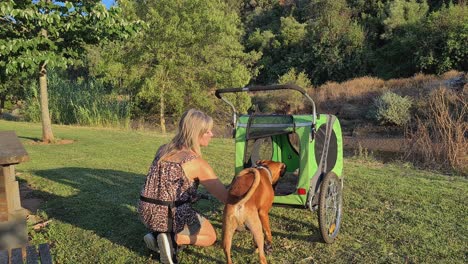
[{"x1": 368, "y1": 91, "x2": 412, "y2": 126}]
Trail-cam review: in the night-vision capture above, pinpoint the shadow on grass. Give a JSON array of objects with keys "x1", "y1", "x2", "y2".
[
  {"x1": 18, "y1": 136, "x2": 42, "y2": 142},
  {"x1": 269, "y1": 210, "x2": 323, "y2": 243},
  {"x1": 32, "y1": 167, "x2": 153, "y2": 257},
  {"x1": 179, "y1": 247, "x2": 225, "y2": 264},
  {"x1": 31, "y1": 167, "x2": 327, "y2": 261}
]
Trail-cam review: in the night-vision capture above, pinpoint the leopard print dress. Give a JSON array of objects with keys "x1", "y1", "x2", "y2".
[{"x1": 138, "y1": 150, "x2": 199, "y2": 233}]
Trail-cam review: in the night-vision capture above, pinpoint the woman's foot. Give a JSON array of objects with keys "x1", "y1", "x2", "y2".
[
  {"x1": 156, "y1": 233, "x2": 178, "y2": 264},
  {"x1": 143, "y1": 233, "x2": 159, "y2": 253}
]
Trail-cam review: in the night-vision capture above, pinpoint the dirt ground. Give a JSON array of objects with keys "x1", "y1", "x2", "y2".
[
  {"x1": 19, "y1": 183, "x2": 42, "y2": 216},
  {"x1": 343, "y1": 136, "x2": 405, "y2": 153}
]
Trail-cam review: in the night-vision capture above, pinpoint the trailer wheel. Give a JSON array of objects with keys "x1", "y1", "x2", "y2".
[{"x1": 318, "y1": 172, "x2": 342, "y2": 243}]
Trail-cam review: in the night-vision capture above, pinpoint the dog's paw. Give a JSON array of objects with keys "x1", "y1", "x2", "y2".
[{"x1": 264, "y1": 242, "x2": 273, "y2": 255}]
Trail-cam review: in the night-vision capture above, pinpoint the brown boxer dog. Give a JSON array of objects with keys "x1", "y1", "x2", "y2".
[{"x1": 222, "y1": 160, "x2": 286, "y2": 264}]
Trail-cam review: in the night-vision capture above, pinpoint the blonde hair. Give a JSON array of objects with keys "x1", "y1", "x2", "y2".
[{"x1": 159, "y1": 109, "x2": 213, "y2": 161}]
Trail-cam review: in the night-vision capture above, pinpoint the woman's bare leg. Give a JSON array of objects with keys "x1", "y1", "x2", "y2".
[{"x1": 175, "y1": 219, "x2": 216, "y2": 246}]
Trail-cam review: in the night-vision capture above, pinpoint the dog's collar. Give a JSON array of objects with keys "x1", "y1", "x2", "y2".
[{"x1": 255, "y1": 165, "x2": 272, "y2": 183}]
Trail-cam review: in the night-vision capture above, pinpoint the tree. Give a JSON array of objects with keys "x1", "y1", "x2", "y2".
[
  {"x1": 113, "y1": 0, "x2": 258, "y2": 133},
  {"x1": 374, "y1": 2, "x2": 467, "y2": 78},
  {"x1": 381, "y1": 0, "x2": 429, "y2": 40},
  {"x1": 242, "y1": 1, "x2": 303, "y2": 84},
  {"x1": 304, "y1": 0, "x2": 366, "y2": 84},
  {"x1": 415, "y1": 4, "x2": 468, "y2": 74},
  {"x1": 0, "y1": 0, "x2": 140, "y2": 142}
]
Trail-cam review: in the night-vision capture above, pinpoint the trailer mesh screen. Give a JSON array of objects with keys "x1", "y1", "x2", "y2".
[{"x1": 246, "y1": 115, "x2": 294, "y2": 139}]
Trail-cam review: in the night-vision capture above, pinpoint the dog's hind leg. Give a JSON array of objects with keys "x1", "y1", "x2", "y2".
[
  {"x1": 222, "y1": 211, "x2": 237, "y2": 264},
  {"x1": 246, "y1": 214, "x2": 267, "y2": 264},
  {"x1": 259, "y1": 209, "x2": 273, "y2": 255}
]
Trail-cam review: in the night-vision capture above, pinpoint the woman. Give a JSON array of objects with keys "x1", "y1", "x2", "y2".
[{"x1": 138, "y1": 109, "x2": 227, "y2": 264}]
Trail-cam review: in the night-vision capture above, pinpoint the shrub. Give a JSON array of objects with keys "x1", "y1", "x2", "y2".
[{"x1": 368, "y1": 91, "x2": 412, "y2": 126}]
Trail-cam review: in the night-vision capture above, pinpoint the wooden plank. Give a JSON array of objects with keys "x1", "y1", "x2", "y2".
[
  {"x1": 10, "y1": 247, "x2": 23, "y2": 264},
  {"x1": 37, "y1": 244, "x2": 52, "y2": 264},
  {"x1": 2, "y1": 166, "x2": 15, "y2": 183},
  {"x1": 0, "y1": 131, "x2": 29, "y2": 166},
  {"x1": 0, "y1": 213, "x2": 7, "y2": 222},
  {"x1": 0, "y1": 250, "x2": 8, "y2": 264},
  {"x1": 26, "y1": 246, "x2": 38, "y2": 264}
]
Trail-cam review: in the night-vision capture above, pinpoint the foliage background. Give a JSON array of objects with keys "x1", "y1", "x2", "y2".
[{"x1": 1, "y1": 0, "x2": 466, "y2": 126}]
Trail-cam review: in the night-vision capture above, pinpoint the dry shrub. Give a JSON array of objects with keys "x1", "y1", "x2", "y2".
[
  {"x1": 404, "y1": 87, "x2": 467, "y2": 175},
  {"x1": 311, "y1": 71, "x2": 465, "y2": 115},
  {"x1": 313, "y1": 76, "x2": 385, "y2": 103},
  {"x1": 386, "y1": 73, "x2": 439, "y2": 97},
  {"x1": 312, "y1": 76, "x2": 386, "y2": 113},
  {"x1": 441, "y1": 70, "x2": 463, "y2": 79}
]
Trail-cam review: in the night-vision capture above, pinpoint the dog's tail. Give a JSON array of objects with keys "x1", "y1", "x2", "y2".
[{"x1": 228, "y1": 168, "x2": 261, "y2": 205}]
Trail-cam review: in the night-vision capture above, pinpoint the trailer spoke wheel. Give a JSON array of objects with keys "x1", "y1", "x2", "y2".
[{"x1": 318, "y1": 172, "x2": 342, "y2": 243}]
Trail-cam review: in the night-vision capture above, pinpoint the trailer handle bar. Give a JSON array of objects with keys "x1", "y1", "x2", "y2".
[{"x1": 215, "y1": 84, "x2": 317, "y2": 128}]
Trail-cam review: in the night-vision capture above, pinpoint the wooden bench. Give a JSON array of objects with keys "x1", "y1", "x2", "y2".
[{"x1": 0, "y1": 243, "x2": 52, "y2": 264}]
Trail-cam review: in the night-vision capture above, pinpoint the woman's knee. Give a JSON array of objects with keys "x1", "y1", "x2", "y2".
[
  {"x1": 200, "y1": 220, "x2": 217, "y2": 246},
  {"x1": 206, "y1": 230, "x2": 217, "y2": 246}
]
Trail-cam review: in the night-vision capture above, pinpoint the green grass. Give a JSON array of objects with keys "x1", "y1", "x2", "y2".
[{"x1": 1, "y1": 120, "x2": 466, "y2": 263}]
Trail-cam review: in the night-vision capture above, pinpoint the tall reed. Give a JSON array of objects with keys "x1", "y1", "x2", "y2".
[
  {"x1": 404, "y1": 87, "x2": 467, "y2": 175},
  {"x1": 23, "y1": 72, "x2": 132, "y2": 128}
]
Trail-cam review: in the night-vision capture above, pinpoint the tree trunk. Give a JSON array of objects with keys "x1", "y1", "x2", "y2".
[
  {"x1": 160, "y1": 86, "x2": 166, "y2": 134},
  {"x1": 39, "y1": 62, "x2": 54, "y2": 143},
  {"x1": 0, "y1": 94, "x2": 5, "y2": 114},
  {"x1": 38, "y1": 7, "x2": 54, "y2": 143}
]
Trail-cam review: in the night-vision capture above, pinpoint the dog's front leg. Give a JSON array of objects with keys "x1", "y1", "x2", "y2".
[{"x1": 259, "y1": 209, "x2": 273, "y2": 255}]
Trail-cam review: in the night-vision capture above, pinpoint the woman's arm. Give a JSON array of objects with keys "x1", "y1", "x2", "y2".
[{"x1": 183, "y1": 158, "x2": 228, "y2": 204}]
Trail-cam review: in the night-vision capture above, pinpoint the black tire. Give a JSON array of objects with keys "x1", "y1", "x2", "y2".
[{"x1": 318, "y1": 172, "x2": 343, "y2": 243}]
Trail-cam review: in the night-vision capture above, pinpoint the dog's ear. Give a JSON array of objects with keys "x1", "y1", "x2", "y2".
[
  {"x1": 281, "y1": 163, "x2": 287, "y2": 176},
  {"x1": 256, "y1": 160, "x2": 266, "y2": 166}
]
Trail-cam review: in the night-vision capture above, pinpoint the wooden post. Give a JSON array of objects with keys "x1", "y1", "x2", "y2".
[{"x1": 0, "y1": 131, "x2": 29, "y2": 250}]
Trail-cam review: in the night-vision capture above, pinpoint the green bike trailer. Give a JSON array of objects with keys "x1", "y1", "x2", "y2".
[{"x1": 215, "y1": 84, "x2": 344, "y2": 243}]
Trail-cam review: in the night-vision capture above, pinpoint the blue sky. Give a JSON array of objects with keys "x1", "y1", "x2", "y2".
[{"x1": 102, "y1": 0, "x2": 116, "y2": 9}]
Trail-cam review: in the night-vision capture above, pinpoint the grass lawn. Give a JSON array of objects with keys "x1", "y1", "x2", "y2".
[{"x1": 1, "y1": 120, "x2": 466, "y2": 263}]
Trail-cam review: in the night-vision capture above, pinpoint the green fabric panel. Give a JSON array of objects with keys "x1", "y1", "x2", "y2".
[
  {"x1": 294, "y1": 124, "x2": 311, "y2": 205},
  {"x1": 273, "y1": 193, "x2": 304, "y2": 205},
  {"x1": 331, "y1": 118, "x2": 344, "y2": 178},
  {"x1": 271, "y1": 135, "x2": 299, "y2": 172},
  {"x1": 238, "y1": 115, "x2": 250, "y2": 124},
  {"x1": 235, "y1": 125, "x2": 247, "y2": 175},
  {"x1": 272, "y1": 136, "x2": 281, "y2": 161},
  {"x1": 308, "y1": 115, "x2": 328, "y2": 191},
  {"x1": 279, "y1": 135, "x2": 299, "y2": 172}
]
